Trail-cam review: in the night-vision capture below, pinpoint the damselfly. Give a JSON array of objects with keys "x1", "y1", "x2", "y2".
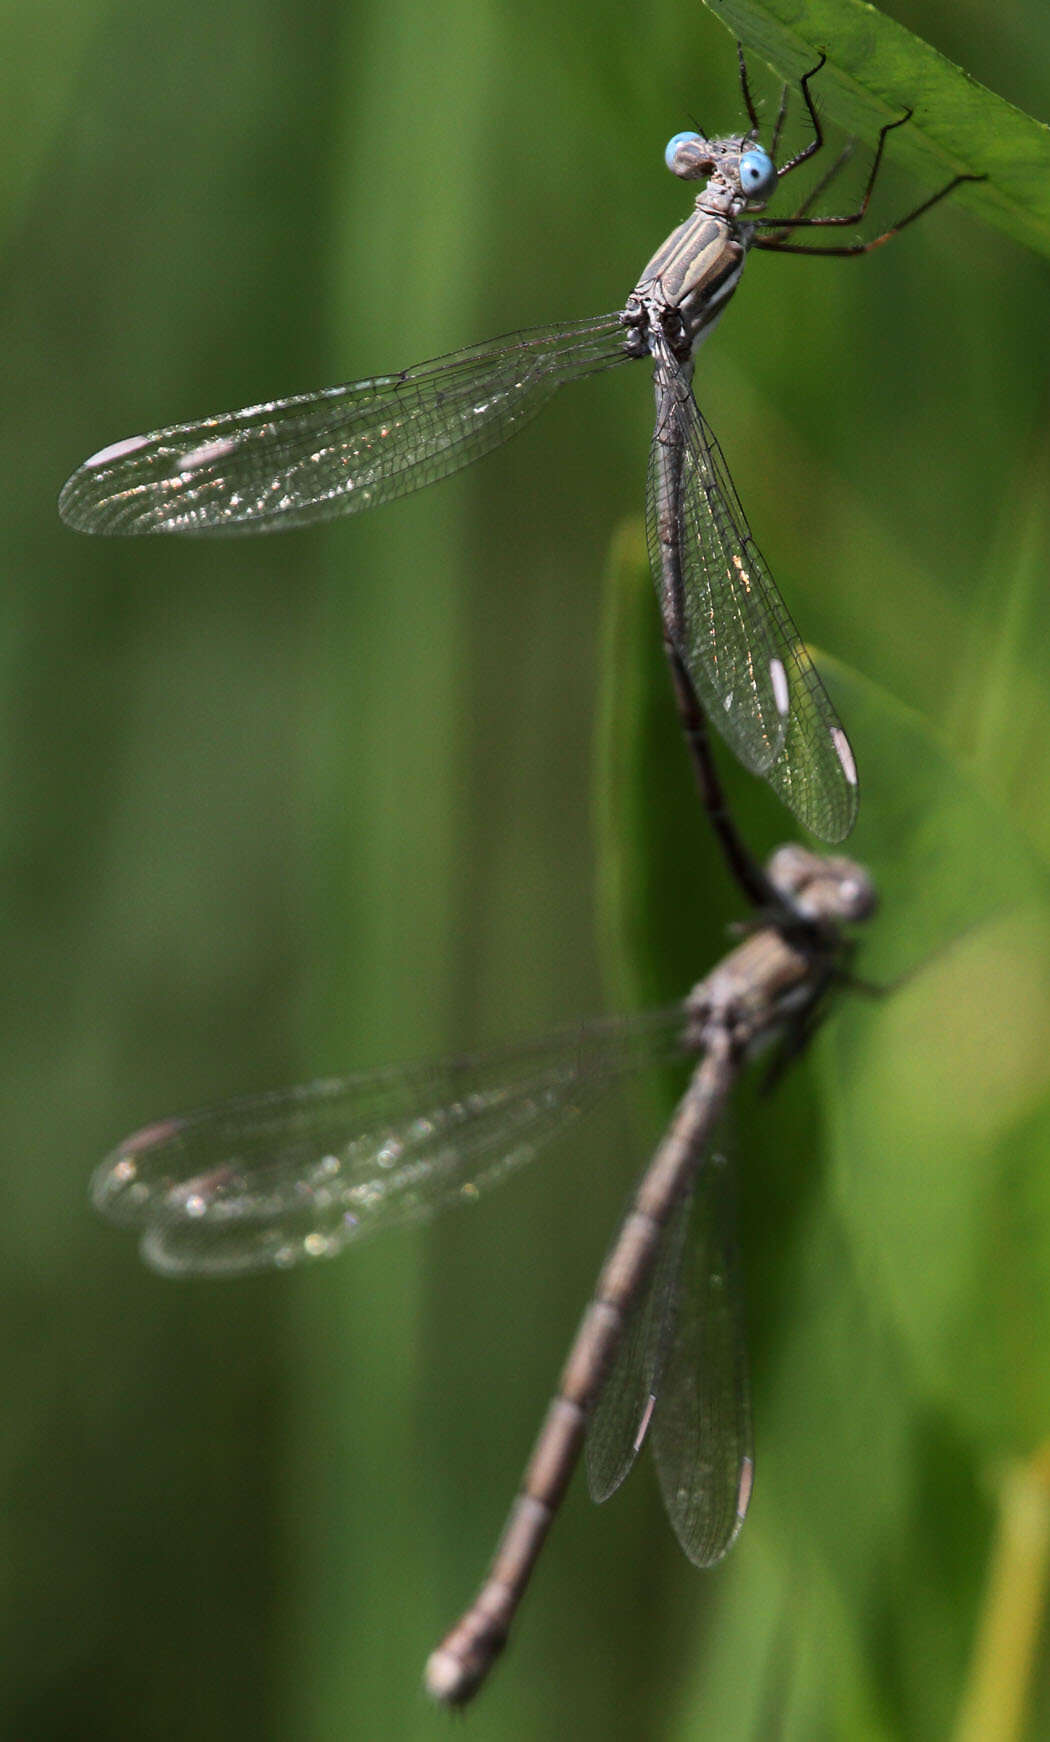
[
  {"x1": 91, "y1": 843, "x2": 876, "y2": 1703},
  {"x1": 58, "y1": 53, "x2": 979, "y2": 866}
]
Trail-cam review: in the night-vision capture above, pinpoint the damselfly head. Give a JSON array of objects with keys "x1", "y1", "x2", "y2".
[
  {"x1": 664, "y1": 132, "x2": 778, "y2": 208},
  {"x1": 767, "y1": 844, "x2": 877, "y2": 925}
]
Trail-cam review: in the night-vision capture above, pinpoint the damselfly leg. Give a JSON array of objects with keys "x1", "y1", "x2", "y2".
[{"x1": 742, "y1": 48, "x2": 984, "y2": 255}]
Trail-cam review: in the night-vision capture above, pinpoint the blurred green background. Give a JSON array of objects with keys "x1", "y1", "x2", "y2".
[{"x1": 4, "y1": 1, "x2": 1050, "y2": 1737}]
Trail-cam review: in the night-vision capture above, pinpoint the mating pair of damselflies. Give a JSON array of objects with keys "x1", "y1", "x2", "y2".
[{"x1": 66, "y1": 46, "x2": 978, "y2": 1702}]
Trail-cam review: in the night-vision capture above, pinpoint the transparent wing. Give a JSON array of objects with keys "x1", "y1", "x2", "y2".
[
  {"x1": 586, "y1": 1186, "x2": 691, "y2": 1503},
  {"x1": 60, "y1": 314, "x2": 629, "y2": 536},
  {"x1": 651, "y1": 1149, "x2": 753, "y2": 1566},
  {"x1": 645, "y1": 344, "x2": 859, "y2": 843},
  {"x1": 92, "y1": 1008, "x2": 687, "y2": 1278},
  {"x1": 647, "y1": 365, "x2": 786, "y2": 782}
]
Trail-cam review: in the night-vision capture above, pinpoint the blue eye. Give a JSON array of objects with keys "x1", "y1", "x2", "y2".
[
  {"x1": 739, "y1": 148, "x2": 777, "y2": 199},
  {"x1": 664, "y1": 130, "x2": 702, "y2": 172}
]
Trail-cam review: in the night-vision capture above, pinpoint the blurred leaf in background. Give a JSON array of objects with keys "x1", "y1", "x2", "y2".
[{"x1": 3, "y1": 0, "x2": 1050, "y2": 1737}]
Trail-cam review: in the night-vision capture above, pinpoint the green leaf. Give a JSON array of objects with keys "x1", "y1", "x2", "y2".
[{"x1": 703, "y1": 0, "x2": 1050, "y2": 259}]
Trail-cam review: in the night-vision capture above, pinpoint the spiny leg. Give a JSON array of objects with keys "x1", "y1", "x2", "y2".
[
  {"x1": 754, "y1": 165, "x2": 983, "y2": 255},
  {"x1": 757, "y1": 142, "x2": 854, "y2": 247},
  {"x1": 756, "y1": 102, "x2": 984, "y2": 251},
  {"x1": 768, "y1": 77, "x2": 791, "y2": 159},
  {"x1": 774, "y1": 52, "x2": 829, "y2": 176},
  {"x1": 736, "y1": 41, "x2": 762, "y2": 134}
]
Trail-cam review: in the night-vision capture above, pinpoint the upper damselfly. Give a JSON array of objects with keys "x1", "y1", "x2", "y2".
[{"x1": 59, "y1": 51, "x2": 979, "y2": 859}]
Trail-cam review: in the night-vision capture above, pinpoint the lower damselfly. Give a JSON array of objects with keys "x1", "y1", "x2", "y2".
[
  {"x1": 91, "y1": 843, "x2": 876, "y2": 1703},
  {"x1": 58, "y1": 51, "x2": 981, "y2": 878}
]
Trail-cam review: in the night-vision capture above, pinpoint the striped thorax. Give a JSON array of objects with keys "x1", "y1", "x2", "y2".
[{"x1": 623, "y1": 132, "x2": 777, "y2": 364}]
